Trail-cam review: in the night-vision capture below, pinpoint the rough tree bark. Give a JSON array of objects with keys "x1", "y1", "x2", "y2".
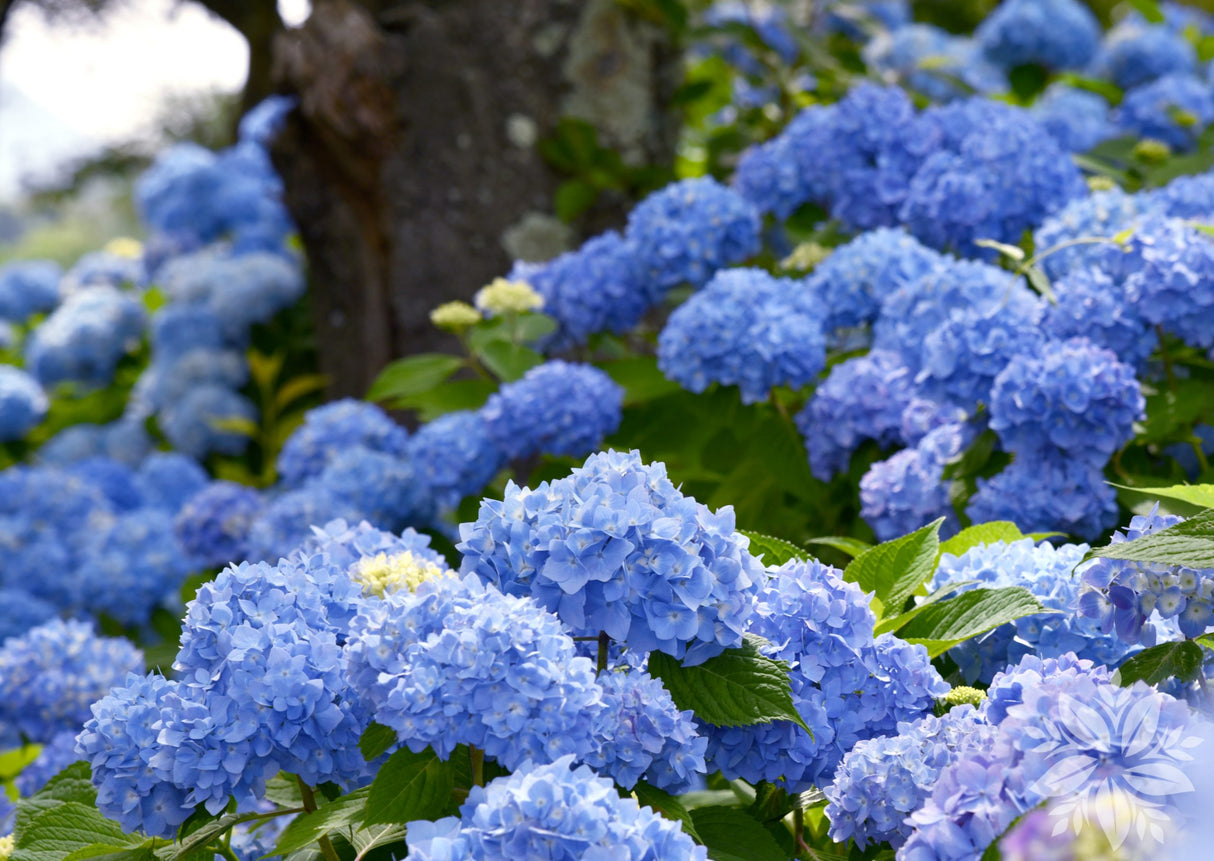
[{"x1": 269, "y1": 0, "x2": 682, "y2": 400}]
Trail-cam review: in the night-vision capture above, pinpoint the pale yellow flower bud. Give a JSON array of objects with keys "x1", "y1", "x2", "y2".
[
  {"x1": 430, "y1": 301, "x2": 482, "y2": 332},
  {"x1": 474, "y1": 278, "x2": 544, "y2": 315},
  {"x1": 354, "y1": 551, "x2": 451, "y2": 597}
]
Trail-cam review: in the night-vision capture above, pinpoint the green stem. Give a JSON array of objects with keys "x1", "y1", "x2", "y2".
[
  {"x1": 597, "y1": 631, "x2": 610, "y2": 675},
  {"x1": 297, "y1": 777, "x2": 342, "y2": 861},
  {"x1": 470, "y1": 746, "x2": 485, "y2": 788},
  {"x1": 1156, "y1": 325, "x2": 1177, "y2": 394},
  {"x1": 793, "y1": 805, "x2": 811, "y2": 859},
  {"x1": 214, "y1": 844, "x2": 241, "y2": 861}
]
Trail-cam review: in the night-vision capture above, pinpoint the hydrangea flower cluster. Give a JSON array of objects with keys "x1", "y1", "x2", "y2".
[
  {"x1": 930, "y1": 539, "x2": 1139, "y2": 683},
  {"x1": 797, "y1": 350, "x2": 914, "y2": 481},
  {"x1": 346, "y1": 573, "x2": 604, "y2": 770},
  {"x1": 23, "y1": 286, "x2": 145, "y2": 390},
  {"x1": 0, "y1": 366, "x2": 47, "y2": 441},
  {"x1": 480, "y1": 361, "x2": 623, "y2": 462},
  {"x1": 405, "y1": 756, "x2": 707, "y2": 861},
  {"x1": 825, "y1": 705, "x2": 996, "y2": 848},
  {"x1": 584, "y1": 670, "x2": 706, "y2": 792},
  {"x1": 1089, "y1": 19, "x2": 1197, "y2": 90},
  {"x1": 1028, "y1": 84, "x2": 1113, "y2": 153},
  {"x1": 1122, "y1": 215, "x2": 1214, "y2": 349},
  {"x1": 1079, "y1": 510, "x2": 1214, "y2": 642},
  {"x1": 624, "y1": 177, "x2": 761, "y2": 295},
  {"x1": 701, "y1": 559, "x2": 947, "y2": 792},
  {"x1": 966, "y1": 449, "x2": 1119, "y2": 541},
  {"x1": 307, "y1": 445, "x2": 432, "y2": 532},
  {"x1": 988, "y1": 337, "x2": 1144, "y2": 466},
  {"x1": 508, "y1": 231, "x2": 653, "y2": 350},
  {"x1": 1114, "y1": 73, "x2": 1214, "y2": 151},
  {"x1": 244, "y1": 486, "x2": 362, "y2": 565},
  {"x1": 458, "y1": 449, "x2": 762, "y2": 663},
  {"x1": 863, "y1": 24, "x2": 1005, "y2": 104},
  {"x1": 158, "y1": 384, "x2": 258, "y2": 461},
  {"x1": 37, "y1": 418, "x2": 152, "y2": 466},
  {"x1": 1042, "y1": 269, "x2": 1157, "y2": 370},
  {"x1": 974, "y1": 0, "x2": 1100, "y2": 70},
  {"x1": 0, "y1": 587, "x2": 56, "y2": 645},
  {"x1": 1145, "y1": 170, "x2": 1214, "y2": 220},
  {"x1": 860, "y1": 423, "x2": 968, "y2": 542},
  {"x1": 277, "y1": 398, "x2": 411, "y2": 487},
  {"x1": 0, "y1": 619, "x2": 143, "y2": 744},
  {"x1": 1031, "y1": 187, "x2": 1148, "y2": 280},
  {"x1": 405, "y1": 410, "x2": 503, "y2": 512},
  {"x1": 0, "y1": 260, "x2": 60, "y2": 323},
  {"x1": 657, "y1": 268, "x2": 826, "y2": 404},
  {"x1": 174, "y1": 480, "x2": 264, "y2": 567}
]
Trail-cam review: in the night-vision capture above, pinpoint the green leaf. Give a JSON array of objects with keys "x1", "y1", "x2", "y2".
[
  {"x1": 364, "y1": 748, "x2": 455, "y2": 826},
  {"x1": 347, "y1": 823, "x2": 410, "y2": 856},
  {"x1": 511, "y1": 312, "x2": 559, "y2": 344},
  {"x1": 898, "y1": 587, "x2": 1048, "y2": 657},
  {"x1": 937, "y1": 522, "x2": 1029, "y2": 563},
  {"x1": 632, "y1": 781, "x2": 702, "y2": 842},
  {"x1": 649, "y1": 635, "x2": 810, "y2": 733},
  {"x1": 873, "y1": 580, "x2": 982, "y2": 636},
  {"x1": 155, "y1": 810, "x2": 261, "y2": 861},
  {"x1": 554, "y1": 180, "x2": 599, "y2": 222},
  {"x1": 843, "y1": 518, "x2": 944, "y2": 618},
  {"x1": 1137, "y1": 378, "x2": 1214, "y2": 444},
  {"x1": 359, "y1": 722, "x2": 397, "y2": 762},
  {"x1": 601, "y1": 356, "x2": 682, "y2": 406},
  {"x1": 738, "y1": 531, "x2": 809, "y2": 567},
  {"x1": 0, "y1": 745, "x2": 42, "y2": 780},
  {"x1": 688, "y1": 806, "x2": 788, "y2": 861},
  {"x1": 803, "y1": 536, "x2": 872, "y2": 559},
  {"x1": 273, "y1": 374, "x2": 329, "y2": 413},
  {"x1": 1022, "y1": 264, "x2": 1055, "y2": 303},
  {"x1": 366, "y1": 354, "x2": 465, "y2": 402},
  {"x1": 273, "y1": 788, "x2": 369, "y2": 856},
  {"x1": 1086, "y1": 508, "x2": 1214, "y2": 569},
  {"x1": 18, "y1": 761, "x2": 95, "y2": 807},
  {"x1": 64, "y1": 845, "x2": 155, "y2": 861},
  {"x1": 1109, "y1": 482, "x2": 1214, "y2": 511},
  {"x1": 209, "y1": 416, "x2": 259, "y2": 438},
  {"x1": 475, "y1": 341, "x2": 544, "y2": 382},
  {"x1": 246, "y1": 351, "x2": 285, "y2": 390},
  {"x1": 1128, "y1": 0, "x2": 1165, "y2": 23},
  {"x1": 13, "y1": 801, "x2": 139, "y2": 861},
  {"x1": 1114, "y1": 640, "x2": 1205, "y2": 686},
  {"x1": 389, "y1": 379, "x2": 498, "y2": 422}
]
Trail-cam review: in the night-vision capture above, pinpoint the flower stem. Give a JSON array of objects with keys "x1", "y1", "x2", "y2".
[
  {"x1": 297, "y1": 777, "x2": 342, "y2": 861},
  {"x1": 597, "y1": 631, "x2": 610, "y2": 675},
  {"x1": 470, "y1": 745, "x2": 485, "y2": 787}
]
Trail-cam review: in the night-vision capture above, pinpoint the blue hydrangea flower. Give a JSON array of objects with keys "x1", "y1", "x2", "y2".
[
  {"x1": 159, "y1": 383, "x2": 258, "y2": 460},
  {"x1": 826, "y1": 706, "x2": 996, "y2": 849},
  {"x1": 732, "y1": 133, "x2": 814, "y2": 219},
  {"x1": 244, "y1": 486, "x2": 363, "y2": 563},
  {"x1": 900, "y1": 398, "x2": 969, "y2": 447},
  {"x1": 405, "y1": 755, "x2": 708, "y2": 861},
  {"x1": 63, "y1": 251, "x2": 144, "y2": 292},
  {"x1": 75, "y1": 672, "x2": 196, "y2": 838},
  {"x1": 0, "y1": 619, "x2": 143, "y2": 743},
  {"x1": 657, "y1": 268, "x2": 826, "y2": 405},
  {"x1": 296, "y1": 518, "x2": 448, "y2": 581},
  {"x1": 1029, "y1": 84, "x2": 1114, "y2": 152},
  {"x1": 0, "y1": 366, "x2": 47, "y2": 441},
  {"x1": 136, "y1": 143, "x2": 226, "y2": 246},
  {"x1": 1031, "y1": 187, "x2": 1152, "y2": 281},
  {"x1": 346, "y1": 573, "x2": 603, "y2": 770},
  {"x1": 1079, "y1": 510, "x2": 1214, "y2": 643},
  {"x1": 807, "y1": 228, "x2": 947, "y2": 334},
  {"x1": 458, "y1": 449, "x2": 763, "y2": 664},
  {"x1": 873, "y1": 258, "x2": 1039, "y2": 372},
  {"x1": 308, "y1": 445, "x2": 432, "y2": 531},
  {"x1": 204, "y1": 253, "x2": 304, "y2": 339},
  {"x1": 0, "y1": 587, "x2": 57, "y2": 645},
  {"x1": 508, "y1": 231, "x2": 651, "y2": 350},
  {"x1": 277, "y1": 399, "x2": 410, "y2": 488},
  {"x1": 1122, "y1": 215, "x2": 1214, "y2": 349},
  {"x1": 24, "y1": 285, "x2": 146, "y2": 390},
  {"x1": 797, "y1": 350, "x2": 915, "y2": 481},
  {"x1": 966, "y1": 450, "x2": 1119, "y2": 541},
  {"x1": 1114, "y1": 73, "x2": 1214, "y2": 151},
  {"x1": 66, "y1": 456, "x2": 144, "y2": 511},
  {"x1": 988, "y1": 337, "x2": 1144, "y2": 466},
  {"x1": 916, "y1": 299, "x2": 1044, "y2": 411},
  {"x1": 930, "y1": 539, "x2": 1140, "y2": 683},
  {"x1": 900, "y1": 104, "x2": 1087, "y2": 256},
  {"x1": 36, "y1": 418, "x2": 152, "y2": 467},
  {"x1": 1042, "y1": 269, "x2": 1157, "y2": 371},
  {"x1": 860, "y1": 423, "x2": 969, "y2": 542},
  {"x1": 584, "y1": 670, "x2": 706, "y2": 792},
  {"x1": 624, "y1": 177, "x2": 761, "y2": 295},
  {"x1": 69, "y1": 509, "x2": 197, "y2": 626},
  {"x1": 479, "y1": 361, "x2": 623, "y2": 462},
  {"x1": 0, "y1": 260, "x2": 61, "y2": 323},
  {"x1": 15, "y1": 730, "x2": 80, "y2": 797},
  {"x1": 701, "y1": 559, "x2": 947, "y2": 792},
  {"x1": 175, "y1": 481, "x2": 264, "y2": 568},
  {"x1": 864, "y1": 25, "x2": 1007, "y2": 103},
  {"x1": 975, "y1": 0, "x2": 1100, "y2": 70},
  {"x1": 149, "y1": 305, "x2": 228, "y2": 364},
  {"x1": 1089, "y1": 20, "x2": 1197, "y2": 90},
  {"x1": 1144, "y1": 170, "x2": 1214, "y2": 220},
  {"x1": 135, "y1": 452, "x2": 210, "y2": 512},
  {"x1": 818, "y1": 0, "x2": 910, "y2": 37},
  {"x1": 406, "y1": 410, "x2": 503, "y2": 512}
]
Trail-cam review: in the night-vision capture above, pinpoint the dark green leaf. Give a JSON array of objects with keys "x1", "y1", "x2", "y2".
[
  {"x1": 898, "y1": 587, "x2": 1048, "y2": 657},
  {"x1": 689, "y1": 806, "x2": 788, "y2": 861},
  {"x1": 1114, "y1": 640, "x2": 1204, "y2": 686},
  {"x1": 389, "y1": 379, "x2": 498, "y2": 422},
  {"x1": 601, "y1": 357, "x2": 682, "y2": 406},
  {"x1": 1137, "y1": 378, "x2": 1214, "y2": 444},
  {"x1": 511, "y1": 313, "x2": 558, "y2": 344},
  {"x1": 1008, "y1": 63, "x2": 1049, "y2": 103},
  {"x1": 155, "y1": 811, "x2": 261, "y2": 861},
  {"x1": 804, "y1": 536, "x2": 872, "y2": 559},
  {"x1": 475, "y1": 341, "x2": 544, "y2": 383},
  {"x1": 843, "y1": 518, "x2": 944, "y2": 618},
  {"x1": 649, "y1": 635, "x2": 810, "y2": 733},
  {"x1": 366, "y1": 354, "x2": 465, "y2": 402},
  {"x1": 64, "y1": 846, "x2": 155, "y2": 861},
  {"x1": 359, "y1": 723, "x2": 397, "y2": 763},
  {"x1": 12, "y1": 802, "x2": 139, "y2": 861},
  {"x1": 738, "y1": 531, "x2": 810, "y2": 567},
  {"x1": 364, "y1": 748, "x2": 455, "y2": 826},
  {"x1": 1086, "y1": 508, "x2": 1214, "y2": 569},
  {"x1": 632, "y1": 781, "x2": 702, "y2": 842},
  {"x1": 873, "y1": 580, "x2": 981, "y2": 636},
  {"x1": 554, "y1": 180, "x2": 599, "y2": 222},
  {"x1": 273, "y1": 788, "x2": 369, "y2": 856}
]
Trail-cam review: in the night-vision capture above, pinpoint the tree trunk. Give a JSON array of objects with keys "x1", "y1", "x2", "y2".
[{"x1": 269, "y1": 0, "x2": 681, "y2": 400}]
